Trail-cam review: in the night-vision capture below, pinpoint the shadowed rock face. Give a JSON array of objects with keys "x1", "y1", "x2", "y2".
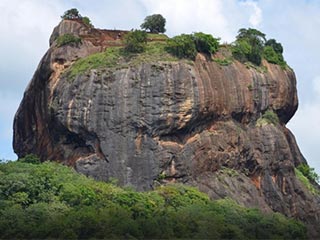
[{"x1": 14, "y1": 20, "x2": 320, "y2": 237}]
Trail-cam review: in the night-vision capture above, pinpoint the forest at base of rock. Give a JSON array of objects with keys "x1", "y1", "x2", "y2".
[{"x1": 0, "y1": 158, "x2": 306, "y2": 239}]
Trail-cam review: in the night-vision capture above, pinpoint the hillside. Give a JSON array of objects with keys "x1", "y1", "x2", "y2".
[{"x1": 13, "y1": 18, "x2": 320, "y2": 237}]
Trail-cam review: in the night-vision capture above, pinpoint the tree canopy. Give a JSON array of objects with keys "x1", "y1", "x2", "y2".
[
  {"x1": 61, "y1": 8, "x2": 81, "y2": 20},
  {"x1": 140, "y1": 14, "x2": 166, "y2": 33},
  {"x1": 0, "y1": 159, "x2": 307, "y2": 239}
]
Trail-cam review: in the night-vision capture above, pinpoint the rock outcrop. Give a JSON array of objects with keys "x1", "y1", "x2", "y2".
[{"x1": 14, "y1": 20, "x2": 320, "y2": 237}]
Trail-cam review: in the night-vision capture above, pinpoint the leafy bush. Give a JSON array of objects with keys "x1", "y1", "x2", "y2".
[
  {"x1": 265, "y1": 39, "x2": 283, "y2": 54},
  {"x1": 0, "y1": 160, "x2": 307, "y2": 239},
  {"x1": 56, "y1": 34, "x2": 81, "y2": 47},
  {"x1": 263, "y1": 43, "x2": 286, "y2": 67},
  {"x1": 297, "y1": 163, "x2": 320, "y2": 183},
  {"x1": 124, "y1": 30, "x2": 148, "y2": 53},
  {"x1": 193, "y1": 32, "x2": 220, "y2": 54},
  {"x1": 165, "y1": 34, "x2": 197, "y2": 59},
  {"x1": 256, "y1": 110, "x2": 279, "y2": 126},
  {"x1": 232, "y1": 28, "x2": 266, "y2": 66},
  {"x1": 61, "y1": 8, "x2": 81, "y2": 20},
  {"x1": 18, "y1": 154, "x2": 40, "y2": 164},
  {"x1": 82, "y1": 16, "x2": 93, "y2": 28},
  {"x1": 295, "y1": 168, "x2": 319, "y2": 195},
  {"x1": 165, "y1": 32, "x2": 220, "y2": 60},
  {"x1": 140, "y1": 14, "x2": 166, "y2": 33}
]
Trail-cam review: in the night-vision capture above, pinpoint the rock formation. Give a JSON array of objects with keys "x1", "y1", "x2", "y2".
[{"x1": 13, "y1": 20, "x2": 320, "y2": 237}]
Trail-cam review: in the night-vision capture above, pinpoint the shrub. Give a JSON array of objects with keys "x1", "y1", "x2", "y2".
[
  {"x1": 61, "y1": 8, "x2": 81, "y2": 20},
  {"x1": 232, "y1": 28, "x2": 266, "y2": 66},
  {"x1": 295, "y1": 168, "x2": 319, "y2": 195},
  {"x1": 297, "y1": 163, "x2": 319, "y2": 183},
  {"x1": 265, "y1": 39, "x2": 283, "y2": 54},
  {"x1": 263, "y1": 42, "x2": 286, "y2": 67},
  {"x1": 18, "y1": 154, "x2": 40, "y2": 164},
  {"x1": 82, "y1": 16, "x2": 93, "y2": 28},
  {"x1": 140, "y1": 14, "x2": 166, "y2": 33},
  {"x1": 256, "y1": 110, "x2": 279, "y2": 126},
  {"x1": 56, "y1": 34, "x2": 82, "y2": 47},
  {"x1": 193, "y1": 32, "x2": 220, "y2": 54},
  {"x1": 165, "y1": 34, "x2": 197, "y2": 59},
  {"x1": 124, "y1": 30, "x2": 148, "y2": 53}
]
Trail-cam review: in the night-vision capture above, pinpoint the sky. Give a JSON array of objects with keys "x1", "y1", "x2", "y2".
[{"x1": 0, "y1": 0, "x2": 319, "y2": 174}]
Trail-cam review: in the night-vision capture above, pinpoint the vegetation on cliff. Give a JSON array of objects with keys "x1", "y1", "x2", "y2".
[
  {"x1": 0, "y1": 158, "x2": 306, "y2": 239},
  {"x1": 232, "y1": 28, "x2": 286, "y2": 67}
]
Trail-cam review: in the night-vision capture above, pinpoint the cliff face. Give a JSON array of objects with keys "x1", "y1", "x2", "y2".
[{"x1": 14, "y1": 20, "x2": 320, "y2": 236}]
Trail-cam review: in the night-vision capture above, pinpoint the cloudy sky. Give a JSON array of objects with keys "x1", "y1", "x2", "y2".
[{"x1": 0, "y1": 0, "x2": 319, "y2": 173}]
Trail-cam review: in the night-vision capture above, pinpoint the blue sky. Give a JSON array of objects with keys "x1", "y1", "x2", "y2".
[{"x1": 0, "y1": 0, "x2": 319, "y2": 174}]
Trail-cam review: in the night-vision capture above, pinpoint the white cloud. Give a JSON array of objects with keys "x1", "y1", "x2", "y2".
[
  {"x1": 139, "y1": 0, "x2": 233, "y2": 41},
  {"x1": 240, "y1": 0, "x2": 262, "y2": 27}
]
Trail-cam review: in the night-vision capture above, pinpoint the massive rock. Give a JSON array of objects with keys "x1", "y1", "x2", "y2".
[{"x1": 14, "y1": 20, "x2": 320, "y2": 237}]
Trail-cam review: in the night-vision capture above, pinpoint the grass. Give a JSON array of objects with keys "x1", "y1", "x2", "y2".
[
  {"x1": 147, "y1": 33, "x2": 169, "y2": 41},
  {"x1": 213, "y1": 57, "x2": 233, "y2": 66},
  {"x1": 65, "y1": 42, "x2": 180, "y2": 81}
]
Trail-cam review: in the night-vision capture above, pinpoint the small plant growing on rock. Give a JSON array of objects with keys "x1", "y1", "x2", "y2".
[
  {"x1": 256, "y1": 110, "x2": 279, "y2": 126},
  {"x1": 297, "y1": 163, "x2": 320, "y2": 183},
  {"x1": 56, "y1": 34, "x2": 82, "y2": 47},
  {"x1": 124, "y1": 30, "x2": 148, "y2": 53}
]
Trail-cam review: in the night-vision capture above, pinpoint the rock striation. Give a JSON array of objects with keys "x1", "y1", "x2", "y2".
[{"x1": 14, "y1": 20, "x2": 320, "y2": 237}]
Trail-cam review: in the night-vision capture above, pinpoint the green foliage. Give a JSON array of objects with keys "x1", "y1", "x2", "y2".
[
  {"x1": 193, "y1": 32, "x2": 220, "y2": 54},
  {"x1": 124, "y1": 30, "x2": 148, "y2": 53},
  {"x1": 232, "y1": 28, "x2": 287, "y2": 67},
  {"x1": 256, "y1": 110, "x2": 279, "y2": 126},
  {"x1": 18, "y1": 154, "x2": 40, "y2": 164},
  {"x1": 265, "y1": 39, "x2": 283, "y2": 54},
  {"x1": 232, "y1": 28, "x2": 266, "y2": 65},
  {"x1": 295, "y1": 168, "x2": 320, "y2": 195},
  {"x1": 61, "y1": 8, "x2": 81, "y2": 20},
  {"x1": 82, "y1": 16, "x2": 93, "y2": 28},
  {"x1": 66, "y1": 42, "x2": 179, "y2": 81},
  {"x1": 165, "y1": 32, "x2": 220, "y2": 60},
  {"x1": 213, "y1": 57, "x2": 233, "y2": 66},
  {"x1": 297, "y1": 163, "x2": 320, "y2": 183},
  {"x1": 67, "y1": 47, "x2": 122, "y2": 79},
  {"x1": 165, "y1": 34, "x2": 197, "y2": 59},
  {"x1": 56, "y1": 34, "x2": 81, "y2": 47},
  {"x1": 263, "y1": 44, "x2": 286, "y2": 67},
  {"x1": 140, "y1": 14, "x2": 166, "y2": 33},
  {"x1": 0, "y1": 160, "x2": 307, "y2": 239}
]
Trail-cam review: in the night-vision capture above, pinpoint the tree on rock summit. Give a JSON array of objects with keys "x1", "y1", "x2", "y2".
[{"x1": 141, "y1": 14, "x2": 166, "y2": 33}]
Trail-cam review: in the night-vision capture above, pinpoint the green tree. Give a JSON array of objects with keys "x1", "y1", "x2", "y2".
[
  {"x1": 193, "y1": 32, "x2": 220, "y2": 55},
  {"x1": 233, "y1": 28, "x2": 266, "y2": 65},
  {"x1": 165, "y1": 34, "x2": 197, "y2": 59},
  {"x1": 82, "y1": 16, "x2": 93, "y2": 28},
  {"x1": 61, "y1": 8, "x2": 81, "y2": 20},
  {"x1": 18, "y1": 154, "x2": 40, "y2": 164},
  {"x1": 141, "y1": 14, "x2": 166, "y2": 33},
  {"x1": 265, "y1": 39, "x2": 283, "y2": 54},
  {"x1": 124, "y1": 30, "x2": 147, "y2": 53}
]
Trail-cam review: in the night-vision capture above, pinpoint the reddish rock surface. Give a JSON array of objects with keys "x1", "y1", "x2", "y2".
[{"x1": 13, "y1": 20, "x2": 320, "y2": 237}]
